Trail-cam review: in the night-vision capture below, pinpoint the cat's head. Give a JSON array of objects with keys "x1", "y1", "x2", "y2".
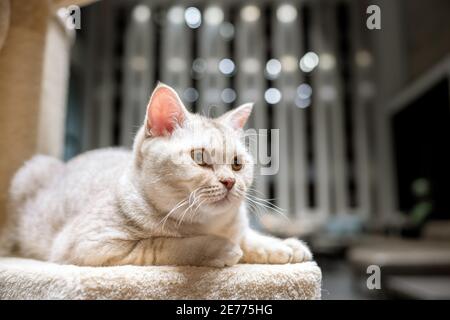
[{"x1": 132, "y1": 83, "x2": 254, "y2": 221}]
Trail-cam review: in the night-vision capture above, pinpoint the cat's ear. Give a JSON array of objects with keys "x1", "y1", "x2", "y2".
[
  {"x1": 145, "y1": 83, "x2": 187, "y2": 137},
  {"x1": 218, "y1": 103, "x2": 253, "y2": 130}
]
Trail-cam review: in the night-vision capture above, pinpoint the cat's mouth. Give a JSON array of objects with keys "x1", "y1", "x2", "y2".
[
  {"x1": 208, "y1": 190, "x2": 243, "y2": 206},
  {"x1": 206, "y1": 192, "x2": 229, "y2": 204},
  {"x1": 195, "y1": 186, "x2": 242, "y2": 207},
  {"x1": 213, "y1": 193, "x2": 230, "y2": 204}
]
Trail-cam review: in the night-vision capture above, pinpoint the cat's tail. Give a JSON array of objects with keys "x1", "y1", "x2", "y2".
[
  {"x1": 9, "y1": 155, "x2": 64, "y2": 205},
  {"x1": 1, "y1": 155, "x2": 64, "y2": 256}
]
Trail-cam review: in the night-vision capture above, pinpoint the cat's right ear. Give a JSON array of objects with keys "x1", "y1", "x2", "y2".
[{"x1": 145, "y1": 83, "x2": 187, "y2": 137}]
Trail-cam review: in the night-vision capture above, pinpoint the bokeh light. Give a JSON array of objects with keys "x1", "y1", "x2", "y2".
[
  {"x1": 183, "y1": 87, "x2": 199, "y2": 103},
  {"x1": 266, "y1": 59, "x2": 282, "y2": 79},
  {"x1": 204, "y1": 6, "x2": 224, "y2": 26},
  {"x1": 219, "y1": 22, "x2": 235, "y2": 40},
  {"x1": 355, "y1": 50, "x2": 373, "y2": 68},
  {"x1": 219, "y1": 58, "x2": 235, "y2": 76},
  {"x1": 240, "y1": 5, "x2": 260, "y2": 23},
  {"x1": 264, "y1": 88, "x2": 282, "y2": 104},
  {"x1": 295, "y1": 97, "x2": 311, "y2": 109},
  {"x1": 297, "y1": 83, "x2": 313, "y2": 99},
  {"x1": 276, "y1": 4, "x2": 297, "y2": 23},
  {"x1": 281, "y1": 55, "x2": 298, "y2": 73},
  {"x1": 319, "y1": 53, "x2": 336, "y2": 71},
  {"x1": 133, "y1": 5, "x2": 151, "y2": 23},
  {"x1": 167, "y1": 57, "x2": 186, "y2": 72},
  {"x1": 184, "y1": 7, "x2": 202, "y2": 29},
  {"x1": 242, "y1": 58, "x2": 260, "y2": 74},
  {"x1": 299, "y1": 52, "x2": 320, "y2": 72},
  {"x1": 221, "y1": 88, "x2": 237, "y2": 103},
  {"x1": 167, "y1": 6, "x2": 184, "y2": 24}
]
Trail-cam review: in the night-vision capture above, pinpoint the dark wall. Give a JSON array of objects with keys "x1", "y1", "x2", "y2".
[{"x1": 404, "y1": 0, "x2": 450, "y2": 80}]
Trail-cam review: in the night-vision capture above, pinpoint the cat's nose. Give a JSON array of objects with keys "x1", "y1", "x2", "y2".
[{"x1": 220, "y1": 178, "x2": 235, "y2": 190}]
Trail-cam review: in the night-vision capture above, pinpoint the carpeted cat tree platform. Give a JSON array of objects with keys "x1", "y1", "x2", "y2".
[{"x1": 0, "y1": 258, "x2": 321, "y2": 299}]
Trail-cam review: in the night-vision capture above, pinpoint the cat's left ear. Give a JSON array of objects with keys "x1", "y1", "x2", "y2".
[
  {"x1": 145, "y1": 82, "x2": 188, "y2": 137},
  {"x1": 218, "y1": 103, "x2": 253, "y2": 130}
]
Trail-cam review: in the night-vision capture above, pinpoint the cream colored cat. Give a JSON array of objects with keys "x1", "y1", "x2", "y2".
[{"x1": 0, "y1": 83, "x2": 312, "y2": 267}]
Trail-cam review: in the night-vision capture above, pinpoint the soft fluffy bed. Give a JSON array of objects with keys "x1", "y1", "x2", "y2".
[{"x1": 0, "y1": 258, "x2": 321, "y2": 299}]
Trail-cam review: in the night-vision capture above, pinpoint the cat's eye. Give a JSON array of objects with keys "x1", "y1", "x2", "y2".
[
  {"x1": 191, "y1": 148, "x2": 211, "y2": 167},
  {"x1": 232, "y1": 156, "x2": 243, "y2": 171}
]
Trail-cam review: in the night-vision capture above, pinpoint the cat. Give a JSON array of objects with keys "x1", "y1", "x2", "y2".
[{"x1": 0, "y1": 83, "x2": 312, "y2": 267}]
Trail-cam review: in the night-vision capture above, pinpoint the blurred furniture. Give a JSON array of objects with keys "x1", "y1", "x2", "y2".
[
  {"x1": 347, "y1": 235, "x2": 450, "y2": 299},
  {"x1": 346, "y1": 56, "x2": 450, "y2": 298},
  {"x1": 349, "y1": 236, "x2": 450, "y2": 275},
  {"x1": 388, "y1": 56, "x2": 450, "y2": 225},
  {"x1": 0, "y1": 258, "x2": 322, "y2": 299},
  {"x1": 386, "y1": 276, "x2": 450, "y2": 300},
  {"x1": 423, "y1": 221, "x2": 450, "y2": 241}
]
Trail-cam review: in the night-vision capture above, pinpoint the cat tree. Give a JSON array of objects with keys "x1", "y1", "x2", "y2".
[{"x1": 0, "y1": 0, "x2": 322, "y2": 299}]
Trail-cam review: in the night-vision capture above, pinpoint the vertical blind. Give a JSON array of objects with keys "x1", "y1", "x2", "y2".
[{"x1": 68, "y1": 0, "x2": 378, "y2": 233}]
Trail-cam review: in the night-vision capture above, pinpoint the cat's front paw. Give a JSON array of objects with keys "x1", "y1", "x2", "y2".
[
  {"x1": 241, "y1": 234, "x2": 312, "y2": 264},
  {"x1": 283, "y1": 238, "x2": 313, "y2": 262},
  {"x1": 207, "y1": 247, "x2": 243, "y2": 268},
  {"x1": 201, "y1": 237, "x2": 243, "y2": 268},
  {"x1": 241, "y1": 240, "x2": 292, "y2": 264}
]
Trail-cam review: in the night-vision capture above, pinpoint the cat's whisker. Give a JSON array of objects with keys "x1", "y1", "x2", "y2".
[
  {"x1": 176, "y1": 205, "x2": 191, "y2": 228},
  {"x1": 190, "y1": 191, "x2": 205, "y2": 211},
  {"x1": 246, "y1": 196, "x2": 289, "y2": 221},
  {"x1": 243, "y1": 188, "x2": 286, "y2": 212},
  {"x1": 158, "y1": 198, "x2": 188, "y2": 231},
  {"x1": 239, "y1": 194, "x2": 264, "y2": 220},
  {"x1": 177, "y1": 188, "x2": 205, "y2": 228},
  {"x1": 189, "y1": 186, "x2": 203, "y2": 206},
  {"x1": 243, "y1": 197, "x2": 261, "y2": 217},
  {"x1": 233, "y1": 187, "x2": 289, "y2": 221},
  {"x1": 245, "y1": 193, "x2": 285, "y2": 212},
  {"x1": 158, "y1": 186, "x2": 205, "y2": 230},
  {"x1": 189, "y1": 198, "x2": 207, "y2": 223},
  {"x1": 247, "y1": 187, "x2": 271, "y2": 197},
  {"x1": 246, "y1": 193, "x2": 284, "y2": 210}
]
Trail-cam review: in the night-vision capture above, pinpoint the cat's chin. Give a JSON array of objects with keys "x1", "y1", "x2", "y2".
[{"x1": 207, "y1": 194, "x2": 242, "y2": 209}]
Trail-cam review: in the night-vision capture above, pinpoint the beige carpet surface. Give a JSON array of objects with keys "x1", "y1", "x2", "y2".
[{"x1": 0, "y1": 258, "x2": 321, "y2": 300}]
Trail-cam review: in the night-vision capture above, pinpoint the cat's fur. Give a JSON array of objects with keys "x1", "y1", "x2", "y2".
[{"x1": 0, "y1": 83, "x2": 312, "y2": 267}]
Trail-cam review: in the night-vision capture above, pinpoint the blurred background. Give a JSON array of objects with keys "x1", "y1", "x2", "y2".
[{"x1": 1, "y1": 0, "x2": 450, "y2": 299}]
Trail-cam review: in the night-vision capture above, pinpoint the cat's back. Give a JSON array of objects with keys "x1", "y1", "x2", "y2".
[
  {"x1": 60, "y1": 147, "x2": 132, "y2": 205},
  {"x1": 10, "y1": 147, "x2": 132, "y2": 211},
  {"x1": 65, "y1": 147, "x2": 131, "y2": 183},
  {"x1": 4, "y1": 148, "x2": 132, "y2": 259}
]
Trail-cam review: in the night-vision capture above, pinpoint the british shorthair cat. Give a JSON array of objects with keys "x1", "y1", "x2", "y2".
[{"x1": 1, "y1": 83, "x2": 312, "y2": 267}]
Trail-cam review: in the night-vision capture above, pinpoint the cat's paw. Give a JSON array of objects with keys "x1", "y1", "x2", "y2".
[
  {"x1": 241, "y1": 239, "x2": 292, "y2": 264},
  {"x1": 241, "y1": 234, "x2": 313, "y2": 264},
  {"x1": 283, "y1": 238, "x2": 313, "y2": 262},
  {"x1": 201, "y1": 237, "x2": 243, "y2": 268}
]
